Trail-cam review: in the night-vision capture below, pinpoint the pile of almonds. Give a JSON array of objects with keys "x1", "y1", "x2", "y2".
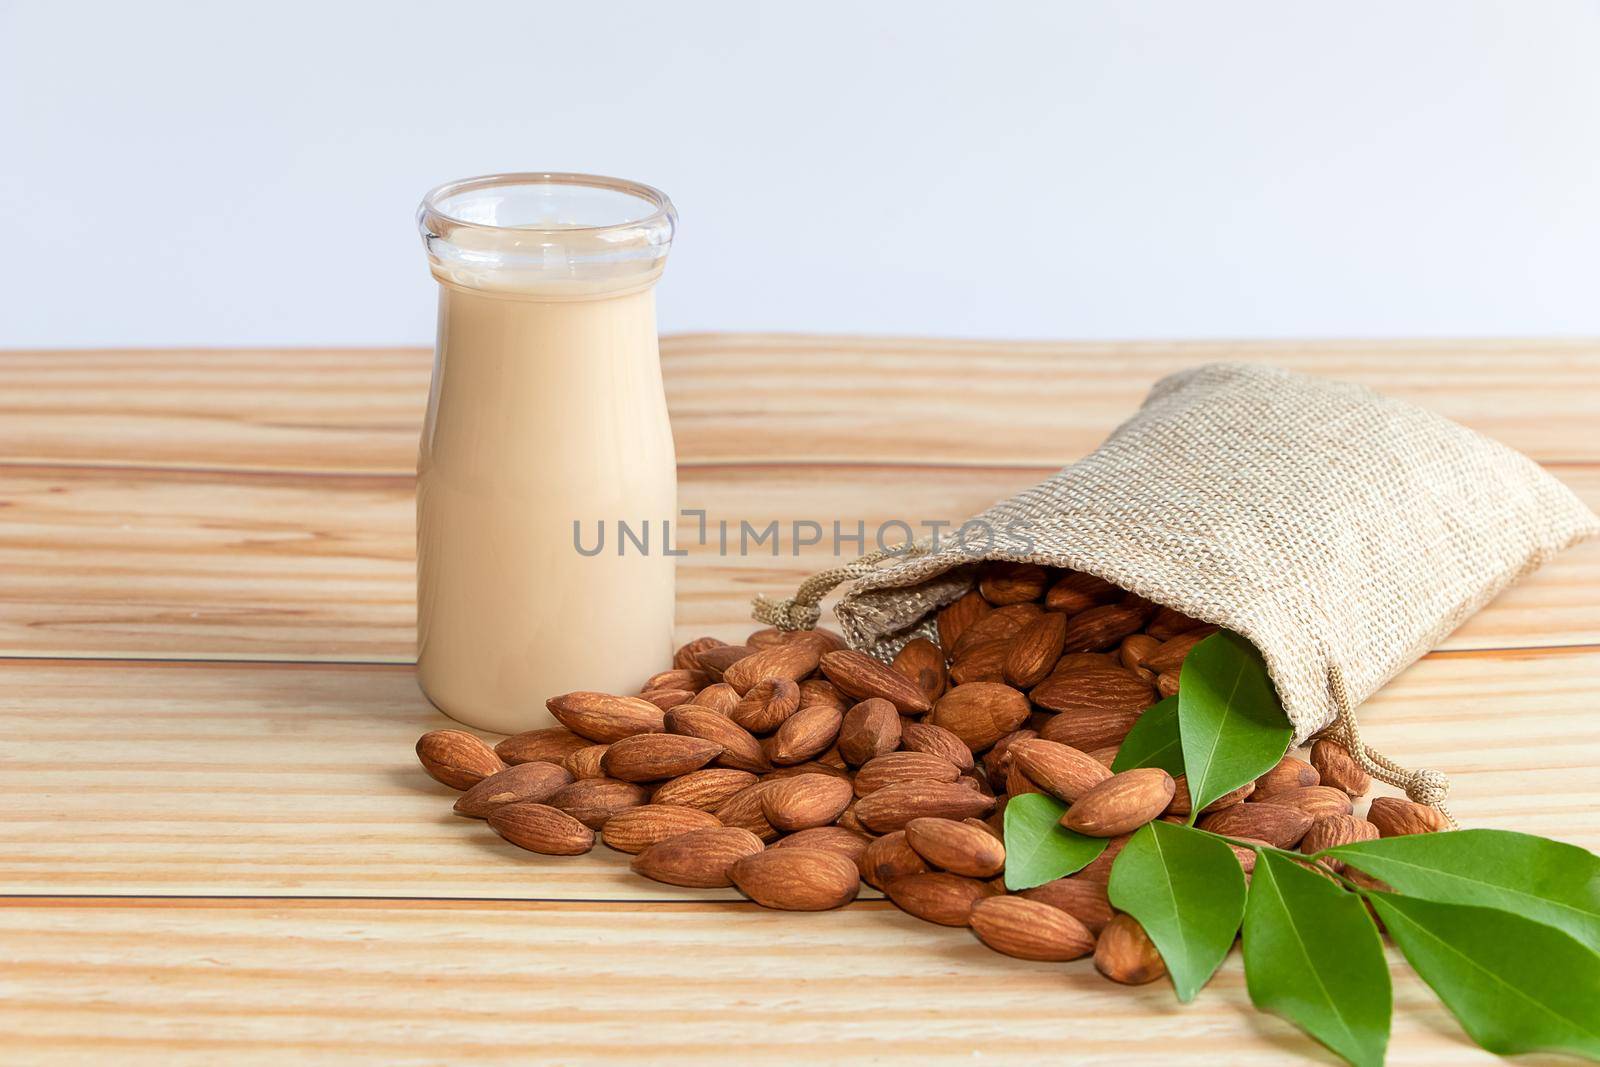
[{"x1": 416, "y1": 561, "x2": 1449, "y2": 982}]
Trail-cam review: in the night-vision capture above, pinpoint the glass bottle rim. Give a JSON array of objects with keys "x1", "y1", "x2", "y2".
[{"x1": 418, "y1": 172, "x2": 675, "y2": 238}]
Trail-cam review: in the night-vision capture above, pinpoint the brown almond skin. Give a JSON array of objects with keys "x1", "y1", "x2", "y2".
[
  {"x1": 1198, "y1": 801, "x2": 1316, "y2": 848},
  {"x1": 936, "y1": 590, "x2": 992, "y2": 656},
  {"x1": 1300, "y1": 814, "x2": 1380, "y2": 870},
  {"x1": 1075, "y1": 834, "x2": 1133, "y2": 883},
  {"x1": 1037, "y1": 706, "x2": 1144, "y2": 751},
  {"x1": 1003, "y1": 611, "x2": 1069, "y2": 689},
  {"x1": 693, "y1": 682, "x2": 741, "y2": 714},
  {"x1": 1142, "y1": 629, "x2": 1212, "y2": 673},
  {"x1": 453, "y1": 761, "x2": 574, "y2": 818},
  {"x1": 858, "y1": 830, "x2": 931, "y2": 889},
  {"x1": 853, "y1": 751, "x2": 962, "y2": 796},
  {"x1": 819, "y1": 649, "x2": 934, "y2": 714},
  {"x1": 1367, "y1": 796, "x2": 1451, "y2": 837},
  {"x1": 1020, "y1": 876, "x2": 1115, "y2": 933},
  {"x1": 546, "y1": 778, "x2": 651, "y2": 830},
  {"x1": 1095, "y1": 913, "x2": 1167, "y2": 984},
  {"x1": 891, "y1": 637, "x2": 949, "y2": 704},
  {"x1": 771, "y1": 825, "x2": 872, "y2": 862},
  {"x1": 695, "y1": 643, "x2": 755, "y2": 680},
  {"x1": 494, "y1": 727, "x2": 591, "y2": 766},
  {"x1": 713, "y1": 781, "x2": 779, "y2": 842},
  {"x1": 730, "y1": 848, "x2": 860, "y2": 910},
  {"x1": 948, "y1": 637, "x2": 1014, "y2": 685},
  {"x1": 1012, "y1": 738, "x2": 1113, "y2": 803},
  {"x1": 798, "y1": 678, "x2": 849, "y2": 712},
  {"x1": 1061, "y1": 768, "x2": 1176, "y2": 837},
  {"x1": 723, "y1": 641, "x2": 823, "y2": 696},
  {"x1": 640, "y1": 688, "x2": 698, "y2": 711},
  {"x1": 1311, "y1": 739, "x2": 1372, "y2": 796},
  {"x1": 632, "y1": 826, "x2": 765, "y2": 888},
  {"x1": 1146, "y1": 605, "x2": 1206, "y2": 641},
  {"x1": 1254, "y1": 755, "x2": 1321, "y2": 797},
  {"x1": 982, "y1": 728, "x2": 1038, "y2": 792},
  {"x1": 885, "y1": 872, "x2": 998, "y2": 926},
  {"x1": 1060, "y1": 603, "x2": 1147, "y2": 652},
  {"x1": 545, "y1": 692, "x2": 666, "y2": 743},
  {"x1": 729, "y1": 677, "x2": 802, "y2": 735},
  {"x1": 486, "y1": 802, "x2": 595, "y2": 855},
  {"x1": 900, "y1": 722, "x2": 976, "y2": 771},
  {"x1": 928, "y1": 682, "x2": 1031, "y2": 752},
  {"x1": 977, "y1": 561, "x2": 1050, "y2": 605},
  {"x1": 650, "y1": 768, "x2": 759, "y2": 811},
  {"x1": 645, "y1": 667, "x2": 711, "y2": 692},
  {"x1": 904, "y1": 817, "x2": 1006, "y2": 878},
  {"x1": 1260, "y1": 785, "x2": 1354, "y2": 820},
  {"x1": 1118, "y1": 633, "x2": 1162, "y2": 674},
  {"x1": 1044, "y1": 571, "x2": 1121, "y2": 614},
  {"x1": 600, "y1": 804, "x2": 723, "y2": 854},
  {"x1": 1165, "y1": 776, "x2": 1255, "y2": 817},
  {"x1": 664, "y1": 706, "x2": 772, "y2": 773},
  {"x1": 1030, "y1": 667, "x2": 1157, "y2": 716},
  {"x1": 836, "y1": 698, "x2": 902, "y2": 766},
  {"x1": 416, "y1": 730, "x2": 506, "y2": 790},
  {"x1": 673, "y1": 636, "x2": 727, "y2": 671},
  {"x1": 854, "y1": 780, "x2": 996, "y2": 833},
  {"x1": 970, "y1": 896, "x2": 1096, "y2": 960},
  {"x1": 563, "y1": 744, "x2": 610, "y2": 780},
  {"x1": 760, "y1": 772, "x2": 855, "y2": 832},
  {"x1": 766, "y1": 704, "x2": 843, "y2": 765},
  {"x1": 1156, "y1": 672, "x2": 1181, "y2": 698}
]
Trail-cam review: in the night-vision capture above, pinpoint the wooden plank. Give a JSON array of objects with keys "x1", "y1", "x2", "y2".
[
  {"x1": 0, "y1": 898, "x2": 1573, "y2": 1065},
  {"x1": 2, "y1": 464, "x2": 1596, "y2": 661},
  {"x1": 2, "y1": 338, "x2": 1597, "y2": 472},
  {"x1": 2, "y1": 650, "x2": 1594, "y2": 900}
]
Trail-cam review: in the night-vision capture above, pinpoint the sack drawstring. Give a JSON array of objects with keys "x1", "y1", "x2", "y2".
[
  {"x1": 751, "y1": 544, "x2": 930, "y2": 631},
  {"x1": 1323, "y1": 662, "x2": 1456, "y2": 827}
]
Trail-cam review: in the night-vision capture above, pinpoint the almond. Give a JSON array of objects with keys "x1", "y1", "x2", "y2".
[
  {"x1": 730, "y1": 848, "x2": 860, "y2": 910},
  {"x1": 977, "y1": 561, "x2": 1049, "y2": 605},
  {"x1": 673, "y1": 636, "x2": 726, "y2": 671},
  {"x1": 1044, "y1": 571, "x2": 1121, "y2": 614},
  {"x1": 1086, "y1": 745, "x2": 1120, "y2": 768},
  {"x1": 1118, "y1": 633, "x2": 1162, "y2": 675},
  {"x1": 723, "y1": 640, "x2": 824, "y2": 695},
  {"x1": 416, "y1": 730, "x2": 507, "y2": 790},
  {"x1": 631, "y1": 826, "x2": 765, "y2": 888},
  {"x1": 854, "y1": 751, "x2": 962, "y2": 795},
  {"x1": 1165, "y1": 776, "x2": 1254, "y2": 817},
  {"x1": 947, "y1": 637, "x2": 1014, "y2": 685},
  {"x1": 1156, "y1": 671, "x2": 1180, "y2": 698},
  {"x1": 746, "y1": 626, "x2": 792, "y2": 649},
  {"x1": 1145, "y1": 605, "x2": 1206, "y2": 641},
  {"x1": 494, "y1": 727, "x2": 591, "y2": 766},
  {"x1": 1142, "y1": 628, "x2": 1215, "y2": 673},
  {"x1": 760, "y1": 772, "x2": 855, "y2": 831},
  {"x1": 609, "y1": 736, "x2": 730, "y2": 782},
  {"x1": 885, "y1": 872, "x2": 997, "y2": 926},
  {"x1": 854, "y1": 780, "x2": 996, "y2": 832},
  {"x1": 858, "y1": 830, "x2": 931, "y2": 889},
  {"x1": 936, "y1": 589, "x2": 992, "y2": 656},
  {"x1": 1020, "y1": 876, "x2": 1115, "y2": 933},
  {"x1": 904, "y1": 817, "x2": 1006, "y2": 878},
  {"x1": 1254, "y1": 755, "x2": 1321, "y2": 797},
  {"x1": 970, "y1": 896, "x2": 1095, "y2": 960},
  {"x1": 640, "y1": 688, "x2": 698, "y2": 711},
  {"x1": 982, "y1": 728, "x2": 1038, "y2": 791},
  {"x1": 563, "y1": 744, "x2": 610, "y2": 780},
  {"x1": 1300, "y1": 814, "x2": 1380, "y2": 870},
  {"x1": 650, "y1": 768, "x2": 759, "y2": 810},
  {"x1": 713, "y1": 781, "x2": 779, "y2": 841},
  {"x1": 729, "y1": 677, "x2": 802, "y2": 734},
  {"x1": 928, "y1": 682, "x2": 1031, "y2": 752},
  {"x1": 1094, "y1": 913, "x2": 1167, "y2": 984},
  {"x1": 1198, "y1": 801, "x2": 1315, "y2": 848},
  {"x1": 1030, "y1": 667, "x2": 1157, "y2": 716},
  {"x1": 1003, "y1": 611, "x2": 1069, "y2": 689},
  {"x1": 819, "y1": 649, "x2": 933, "y2": 714},
  {"x1": 547, "y1": 778, "x2": 651, "y2": 830},
  {"x1": 1075, "y1": 833, "x2": 1133, "y2": 883},
  {"x1": 692, "y1": 682, "x2": 741, "y2": 714},
  {"x1": 1011, "y1": 739, "x2": 1113, "y2": 803},
  {"x1": 1061, "y1": 768, "x2": 1175, "y2": 837},
  {"x1": 766, "y1": 704, "x2": 843, "y2": 765},
  {"x1": 600, "y1": 804, "x2": 722, "y2": 854},
  {"x1": 1367, "y1": 796, "x2": 1450, "y2": 837},
  {"x1": 837, "y1": 698, "x2": 902, "y2": 765},
  {"x1": 891, "y1": 637, "x2": 948, "y2": 703},
  {"x1": 951, "y1": 604, "x2": 1040, "y2": 659},
  {"x1": 695, "y1": 643, "x2": 755, "y2": 680},
  {"x1": 453, "y1": 761, "x2": 574, "y2": 818},
  {"x1": 798, "y1": 678, "x2": 849, "y2": 712},
  {"x1": 1310, "y1": 739, "x2": 1372, "y2": 796},
  {"x1": 900, "y1": 721, "x2": 976, "y2": 771},
  {"x1": 486, "y1": 802, "x2": 595, "y2": 855},
  {"x1": 1060, "y1": 603, "x2": 1146, "y2": 652},
  {"x1": 771, "y1": 825, "x2": 872, "y2": 861},
  {"x1": 1037, "y1": 706, "x2": 1144, "y2": 751},
  {"x1": 1260, "y1": 785, "x2": 1354, "y2": 820},
  {"x1": 645, "y1": 667, "x2": 711, "y2": 692},
  {"x1": 546, "y1": 692, "x2": 666, "y2": 743},
  {"x1": 664, "y1": 705, "x2": 771, "y2": 773}
]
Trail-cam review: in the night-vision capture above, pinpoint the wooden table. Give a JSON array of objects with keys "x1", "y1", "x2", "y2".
[{"x1": 2, "y1": 337, "x2": 1596, "y2": 1065}]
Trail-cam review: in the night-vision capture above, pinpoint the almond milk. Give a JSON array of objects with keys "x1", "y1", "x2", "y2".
[{"x1": 416, "y1": 174, "x2": 678, "y2": 734}]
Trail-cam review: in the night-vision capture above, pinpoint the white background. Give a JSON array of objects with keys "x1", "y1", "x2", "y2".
[{"x1": 3, "y1": 0, "x2": 1598, "y2": 347}]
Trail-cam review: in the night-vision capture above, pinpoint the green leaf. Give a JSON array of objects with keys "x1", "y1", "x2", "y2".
[
  {"x1": 1369, "y1": 892, "x2": 1600, "y2": 1059},
  {"x1": 1177, "y1": 630, "x2": 1292, "y2": 820},
  {"x1": 1111, "y1": 696, "x2": 1185, "y2": 775},
  {"x1": 1243, "y1": 851, "x2": 1391, "y2": 1067},
  {"x1": 1107, "y1": 820, "x2": 1246, "y2": 1001},
  {"x1": 1002, "y1": 792, "x2": 1107, "y2": 891},
  {"x1": 1326, "y1": 829, "x2": 1600, "y2": 953}
]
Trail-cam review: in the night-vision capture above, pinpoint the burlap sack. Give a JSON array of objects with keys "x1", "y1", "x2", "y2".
[{"x1": 755, "y1": 363, "x2": 1597, "y2": 805}]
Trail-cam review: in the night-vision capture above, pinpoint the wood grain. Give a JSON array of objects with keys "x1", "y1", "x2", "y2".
[
  {"x1": 2, "y1": 463, "x2": 1595, "y2": 660},
  {"x1": 2, "y1": 337, "x2": 1597, "y2": 472},
  {"x1": 1, "y1": 650, "x2": 1593, "y2": 900}
]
